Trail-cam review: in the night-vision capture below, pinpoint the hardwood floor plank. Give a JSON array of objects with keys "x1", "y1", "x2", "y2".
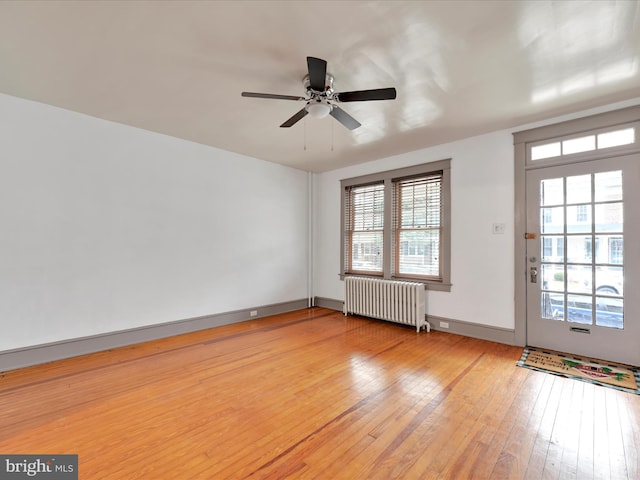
[
  {"x1": 523, "y1": 374, "x2": 565, "y2": 479},
  {"x1": 606, "y1": 388, "x2": 630, "y2": 479},
  {"x1": 593, "y1": 386, "x2": 612, "y2": 480},
  {"x1": 557, "y1": 380, "x2": 583, "y2": 479},
  {"x1": 576, "y1": 383, "x2": 596, "y2": 480},
  {"x1": 541, "y1": 376, "x2": 574, "y2": 478},
  {"x1": 619, "y1": 392, "x2": 640, "y2": 478},
  {"x1": 1, "y1": 308, "x2": 639, "y2": 479}
]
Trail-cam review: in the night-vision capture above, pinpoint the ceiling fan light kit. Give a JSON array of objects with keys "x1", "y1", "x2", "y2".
[
  {"x1": 306, "y1": 101, "x2": 332, "y2": 119},
  {"x1": 241, "y1": 56, "x2": 397, "y2": 130}
]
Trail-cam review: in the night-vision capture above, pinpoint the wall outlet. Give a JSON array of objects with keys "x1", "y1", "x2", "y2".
[
  {"x1": 250, "y1": 310, "x2": 258, "y2": 317},
  {"x1": 492, "y1": 223, "x2": 505, "y2": 235},
  {"x1": 439, "y1": 321, "x2": 449, "y2": 329}
]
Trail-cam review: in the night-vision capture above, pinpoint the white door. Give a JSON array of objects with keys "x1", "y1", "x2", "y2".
[{"x1": 526, "y1": 154, "x2": 640, "y2": 366}]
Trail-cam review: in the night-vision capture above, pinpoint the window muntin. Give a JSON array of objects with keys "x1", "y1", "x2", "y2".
[{"x1": 340, "y1": 160, "x2": 451, "y2": 290}]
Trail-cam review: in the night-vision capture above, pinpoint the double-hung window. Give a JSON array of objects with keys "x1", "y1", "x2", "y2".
[
  {"x1": 344, "y1": 183, "x2": 385, "y2": 274},
  {"x1": 341, "y1": 159, "x2": 451, "y2": 291}
]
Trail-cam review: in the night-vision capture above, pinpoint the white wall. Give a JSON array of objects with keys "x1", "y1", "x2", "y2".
[
  {"x1": 314, "y1": 130, "x2": 515, "y2": 330},
  {"x1": 0, "y1": 93, "x2": 309, "y2": 351}
]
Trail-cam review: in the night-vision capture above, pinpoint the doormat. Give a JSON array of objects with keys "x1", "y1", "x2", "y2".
[{"x1": 517, "y1": 347, "x2": 640, "y2": 395}]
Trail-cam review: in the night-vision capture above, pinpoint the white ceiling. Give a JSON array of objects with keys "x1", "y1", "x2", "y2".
[{"x1": 0, "y1": 1, "x2": 639, "y2": 172}]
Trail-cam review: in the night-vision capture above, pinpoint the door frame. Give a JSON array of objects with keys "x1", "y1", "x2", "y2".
[{"x1": 513, "y1": 104, "x2": 640, "y2": 348}]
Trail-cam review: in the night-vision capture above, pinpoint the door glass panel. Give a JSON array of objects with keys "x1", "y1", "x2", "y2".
[
  {"x1": 542, "y1": 291, "x2": 557, "y2": 319},
  {"x1": 567, "y1": 265, "x2": 592, "y2": 294},
  {"x1": 594, "y1": 234, "x2": 621, "y2": 263},
  {"x1": 595, "y1": 266, "x2": 623, "y2": 297},
  {"x1": 595, "y1": 203, "x2": 622, "y2": 232},
  {"x1": 595, "y1": 297, "x2": 623, "y2": 328},
  {"x1": 567, "y1": 235, "x2": 592, "y2": 263},
  {"x1": 567, "y1": 294, "x2": 593, "y2": 324},
  {"x1": 540, "y1": 177, "x2": 564, "y2": 205},
  {"x1": 566, "y1": 174, "x2": 592, "y2": 203},
  {"x1": 541, "y1": 235, "x2": 564, "y2": 262},
  {"x1": 566, "y1": 204, "x2": 591, "y2": 233},
  {"x1": 606, "y1": 236, "x2": 623, "y2": 264},
  {"x1": 541, "y1": 207, "x2": 563, "y2": 233},
  {"x1": 541, "y1": 263, "x2": 564, "y2": 291},
  {"x1": 595, "y1": 171, "x2": 622, "y2": 201},
  {"x1": 545, "y1": 293, "x2": 564, "y2": 320}
]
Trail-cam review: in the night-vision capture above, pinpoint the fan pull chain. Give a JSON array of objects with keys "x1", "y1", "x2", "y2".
[
  {"x1": 331, "y1": 118, "x2": 334, "y2": 151},
  {"x1": 304, "y1": 118, "x2": 307, "y2": 151}
]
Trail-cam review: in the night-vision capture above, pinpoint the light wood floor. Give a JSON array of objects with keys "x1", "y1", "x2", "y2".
[{"x1": 1, "y1": 308, "x2": 639, "y2": 479}]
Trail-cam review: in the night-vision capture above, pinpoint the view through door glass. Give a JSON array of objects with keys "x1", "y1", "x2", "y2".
[{"x1": 540, "y1": 171, "x2": 623, "y2": 329}]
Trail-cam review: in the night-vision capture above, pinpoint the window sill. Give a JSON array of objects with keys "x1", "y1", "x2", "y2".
[{"x1": 339, "y1": 273, "x2": 452, "y2": 292}]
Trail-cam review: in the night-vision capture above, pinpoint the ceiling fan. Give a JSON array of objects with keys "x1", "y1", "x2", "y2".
[{"x1": 241, "y1": 56, "x2": 397, "y2": 130}]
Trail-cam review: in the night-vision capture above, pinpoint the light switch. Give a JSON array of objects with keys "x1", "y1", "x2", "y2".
[{"x1": 492, "y1": 223, "x2": 505, "y2": 234}]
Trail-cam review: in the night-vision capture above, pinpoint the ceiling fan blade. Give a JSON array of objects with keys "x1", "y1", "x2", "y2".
[
  {"x1": 242, "y1": 92, "x2": 305, "y2": 101},
  {"x1": 280, "y1": 108, "x2": 309, "y2": 128},
  {"x1": 330, "y1": 105, "x2": 361, "y2": 130},
  {"x1": 307, "y1": 57, "x2": 327, "y2": 91},
  {"x1": 335, "y1": 87, "x2": 397, "y2": 102}
]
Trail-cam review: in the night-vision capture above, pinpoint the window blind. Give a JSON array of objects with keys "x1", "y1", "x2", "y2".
[
  {"x1": 344, "y1": 183, "x2": 384, "y2": 274},
  {"x1": 392, "y1": 173, "x2": 443, "y2": 279}
]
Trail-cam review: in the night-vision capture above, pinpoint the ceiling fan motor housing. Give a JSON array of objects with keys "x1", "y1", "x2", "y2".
[{"x1": 303, "y1": 73, "x2": 334, "y2": 98}]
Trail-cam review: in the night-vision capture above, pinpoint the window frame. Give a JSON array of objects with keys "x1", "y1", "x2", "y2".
[{"x1": 340, "y1": 159, "x2": 451, "y2": 291}]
